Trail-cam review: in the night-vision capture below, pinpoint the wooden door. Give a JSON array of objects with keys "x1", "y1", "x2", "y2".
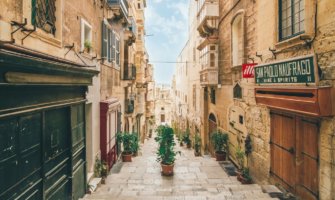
[
  {"x1": 296, "y1": 118, "x2": 319, "y2": 200},
  {"x1": 270, "y1": 112, "x2": 319, "y2": 200}
]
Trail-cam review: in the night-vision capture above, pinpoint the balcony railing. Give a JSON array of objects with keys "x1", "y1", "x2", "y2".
[
  {"x1": 125, "y1": 99, "x2": 134, "y2": 114},
  {"x1": 107, "y1": 0, "x2": 129, "y2": 20},
  {"x1": 197, "y1": 0, "x2": 219, "y2": 38},
  {"x1": 123, "y1": 64, "x2": 136, "y2": 80}
]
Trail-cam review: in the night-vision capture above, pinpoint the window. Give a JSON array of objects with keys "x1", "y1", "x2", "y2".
[
  {"x1": 233, "y1": 83, "x2": 242, "y2": 99},
  {"x1": 161, "y1": 107, "x2": 164, "y2": 111},
  {"x1": 200, "y1": 45, "x2": 218, "y2": 69},
  {"x1": 81, "y1": 19, "x2": 92, "y2": 51},
  {"x1": 32, "y1": 0, "x2": 57, "y2": 35},
  {"x1": 210, "y1": 88, "x2": 216, "y2": 104},
  {"x1": 279, "y1": 0, "x2": 305, "y2": 40},
  {"x1": 101, "y1": 21, "x2": 120, "y2": 66},
  {"x1": 232, "y1": 15, "x2": 243, "y2": 67}
]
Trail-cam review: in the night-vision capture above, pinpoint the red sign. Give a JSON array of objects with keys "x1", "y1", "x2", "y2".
[{"x1": 242, "y1": 63, "x2": 257, "y2": 78}]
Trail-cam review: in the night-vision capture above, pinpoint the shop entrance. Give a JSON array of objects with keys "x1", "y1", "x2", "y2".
[{"x1": 270, "y1": 111, "x2": 319, "y2": 200}]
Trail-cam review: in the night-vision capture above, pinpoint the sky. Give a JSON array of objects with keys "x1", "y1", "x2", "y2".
[{"x1": 145, "y1": 0, "x2": 189, "y2": 85}]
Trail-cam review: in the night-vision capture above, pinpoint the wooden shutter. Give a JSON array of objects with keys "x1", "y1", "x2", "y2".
[
  {"x1": 101, "y1": 21, "x2": 108, "y2": 60},
  {"x1": 116, "y1": 37, "x2": 120, "y2": 65}
]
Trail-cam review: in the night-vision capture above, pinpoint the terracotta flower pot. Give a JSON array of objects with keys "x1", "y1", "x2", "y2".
[
  {"x1": 215, "y1": 151, "x2": 226, "y2": 161},
  {"x1": 122, "y1": 152, "x2": 132, "y2": 162},
  {"x1": 161, "y1": 163, "x2": 174, "y2": 176},
  {"x1": 187, "y1": 143, "x2": 191, "y2": 148},
  {"x1": 180, "y1": 142, "x2": 183, "y2": 147},
  {"x1": 194, "y1": 151, "x2": 201, "y2": 157}
]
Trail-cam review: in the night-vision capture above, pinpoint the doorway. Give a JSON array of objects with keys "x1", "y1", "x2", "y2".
[
  {"x1": 270, "y1": 111, "x2": 319, "y2": 200},
  {"x1": 208, "y1": 113, "x2": 217, "y2": 157}
]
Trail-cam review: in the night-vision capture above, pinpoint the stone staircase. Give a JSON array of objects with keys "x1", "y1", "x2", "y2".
[{"x1": 82, "y1": 137, "x2": 281, "y2": 200}]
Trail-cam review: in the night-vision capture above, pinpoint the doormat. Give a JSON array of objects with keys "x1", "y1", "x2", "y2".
[{"x1": 219, "y1": 161, "x2": 237, "y2": 176}]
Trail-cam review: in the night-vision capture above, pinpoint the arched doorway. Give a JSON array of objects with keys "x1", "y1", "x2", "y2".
[{"x1": 208, "y1": 113, "x2": 217, "y2": 157}]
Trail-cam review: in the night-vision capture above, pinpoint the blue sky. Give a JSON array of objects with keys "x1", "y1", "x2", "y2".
[{"x1": 145, "y1": 0, "x2": 189, "y2": 85}]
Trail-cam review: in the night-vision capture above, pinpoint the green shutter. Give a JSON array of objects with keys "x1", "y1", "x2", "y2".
[
  {"x1": 32, "y1": 0, "x2": 36, "y2": 25},
  {"x1": 116, "y1": 38, "x2": 120, "y2": 65}
]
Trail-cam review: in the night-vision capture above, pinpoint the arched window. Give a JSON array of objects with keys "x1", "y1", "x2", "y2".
[
  {"x1": 233, "y1": 83, "x2": 242, "y2": 99},
  {"x1": 232, "y1": 14, "x2": 243, "y2": 67}
]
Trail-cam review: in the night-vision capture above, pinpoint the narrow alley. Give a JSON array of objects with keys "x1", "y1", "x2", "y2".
[{"x1": 83, "y1": 135, "x2": 277, "y2": 200}]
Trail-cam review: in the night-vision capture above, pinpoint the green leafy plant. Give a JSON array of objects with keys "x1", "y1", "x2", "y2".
[
  {"x1": 194, "y1": 134, "x2": 201, "y2": 154},
  {"x1": 94, "y1": 157, "x2": 108, "y2": 178},
  {"x1": 131, "y1": 133, "x2": 140, "y2": 154},
  {"x1": 235, "y1": 147, "x2": 245, "y2": 170},
  {"x1": 155, "y1": 125, "x2": 180, "y2": 165},
  {"x1": 211, "y1": 131, "x2": 229, "y2": 153},
  {"x1": 182, "y1": 129, "x2": 191, "y2": 146},
  {"x1": 242, "y1": 167, "x2": 252, "y2": 182},
  {"x1": 84, "y1": 40, "x2": 92, "y2": 52},
  {"x1": 117, "y1": 132, "x2": 134, "y2": 155}
]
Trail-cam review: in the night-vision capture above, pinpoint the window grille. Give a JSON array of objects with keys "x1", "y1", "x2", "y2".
[{"x1": 32, "y1": 0, "x2": 57, "y2": 35}]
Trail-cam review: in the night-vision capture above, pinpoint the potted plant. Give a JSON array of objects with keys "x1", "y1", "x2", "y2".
[
  {"x1": 84, "y1": 40, "x2": 92, "y2": 53},
  {"x1": 183, "y1": 131, "x2": 191, "y2": 148},
  {"x1": 240, "y1": 167, "x2": 252, "y2": 184},
  {"x1": 194, "y1": 134, "x2": 201, "y2": 156},
  {"x1": 155, "y1": 125, "x2": 180, "y2": 176},
  {"x1": 94, "y1": 157, "x2": 108, "y2": 184},
  {"x1": 117, "y1": 132, "x2": 134, "y2": 162},
  {"x1": 132, "y1": 133, "x2": 140, "y2": 157},
  {"x1": 211, "y1": 131, "x2": 229, "y2": 161}
]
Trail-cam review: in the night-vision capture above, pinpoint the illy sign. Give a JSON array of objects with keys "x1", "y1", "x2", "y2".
[{"x1": 242, "y1": 63, "x2": 257, "y2": 78}]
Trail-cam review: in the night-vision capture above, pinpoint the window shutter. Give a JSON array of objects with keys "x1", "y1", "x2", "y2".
[
  {"x1": 101, "y1": 21, "x2": 108, "y2": 60},
  {"x1": 111, "y1": 31, "x2": 116, "y2": 62},
  {"x1": 116, "y1": 38, "x2": 120, "y2": 65},
  {"x1": 108, "y1": 29, "x2": 112, "y2": 62}
]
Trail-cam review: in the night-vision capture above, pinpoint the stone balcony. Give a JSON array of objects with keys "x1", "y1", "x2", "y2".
[
  {"x1": 107, "y1": 0, "x2": 129, "y2": 23},
  {"x1": 200, "y1": 67, "x2": 219, "y2": 86},
  {"x1": 124, "y1": 18, "x2": 136, "y2": 45},
  {"x1": 196, "y1": 0, "x2": 219, "y2": 38}
]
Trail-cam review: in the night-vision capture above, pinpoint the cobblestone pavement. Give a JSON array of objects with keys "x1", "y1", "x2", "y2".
[{"x1": 83, "y1": 136, "x2": 278, "y2": 200}]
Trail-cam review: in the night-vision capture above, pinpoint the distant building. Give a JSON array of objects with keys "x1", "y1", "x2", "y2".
[{"x1": 155, "y1": 84, "x2": 172, "y2": 127}]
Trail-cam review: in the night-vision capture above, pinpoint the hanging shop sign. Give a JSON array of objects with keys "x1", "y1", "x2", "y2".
[
  {"x1": 242, "y1": 63, "x2": 257, "y2": 78},
  {"x1": 255, "y1": 55, "x2": 316, "y2": 84}
]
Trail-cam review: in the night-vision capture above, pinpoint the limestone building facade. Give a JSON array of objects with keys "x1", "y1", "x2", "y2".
[
  {"x1": 0, "y1": 0, "x2": 150, "y2": 199},
  {"x1": 174, "y1": 0, "x2": 335, "y2": 199}
]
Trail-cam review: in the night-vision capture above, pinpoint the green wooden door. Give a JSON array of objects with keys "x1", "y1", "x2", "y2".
[
  {"x1": 71, "y1": 104, "x2": 86, "y2": 200},
  {"x1": 0, "y1": 113, "x2": 43, "y2": 200},
  {"x1": 44, "y1": 108, "x2": 71, "y2": 200}
]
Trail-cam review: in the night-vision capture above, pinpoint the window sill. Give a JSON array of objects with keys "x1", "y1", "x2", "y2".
[
  {"x1": 31, "y1": 27, "x2": 61, "y2": 48},
  {"x1": 275, "y1": 33, "x2": 312, "y2": 51}
]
